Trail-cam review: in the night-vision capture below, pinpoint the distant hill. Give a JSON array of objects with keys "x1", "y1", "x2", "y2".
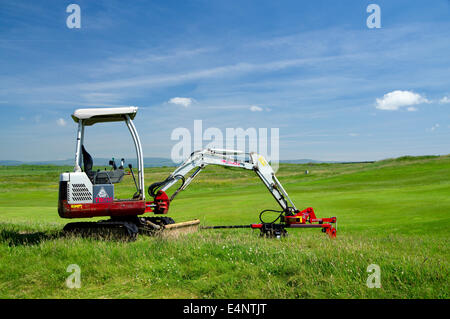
[
  {"x1": 282, "y1": 159, "x2": 377, "y2": 164},
  {"x1": 0, "y1": 157, "x2": 177, "y2": 168},
  {"x1": 281, "y1": 159, "x2": 339, "y2": 164},
  {"x1": 0, "y1": 158, "x2": 371, "y2": 167},
  {"x1": 0, "y1": 160, "x2": 23, "y2": 166}
]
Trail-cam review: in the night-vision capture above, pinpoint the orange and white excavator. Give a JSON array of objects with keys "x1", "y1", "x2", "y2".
[{"x1": 59, "y1": 107, "x2": 336, "y2": 239}]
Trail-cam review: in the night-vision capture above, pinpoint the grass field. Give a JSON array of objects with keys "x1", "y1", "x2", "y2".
[{"x1": 0, "y1": 155, "x2": 449, "y2": 298}]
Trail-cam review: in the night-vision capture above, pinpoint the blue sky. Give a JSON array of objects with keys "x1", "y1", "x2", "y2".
[{"x1": 0, "y1": 0, "x2": 449, "y2": 162}]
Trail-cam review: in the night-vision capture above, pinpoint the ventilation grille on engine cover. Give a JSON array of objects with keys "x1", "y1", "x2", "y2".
[{"x1": 69, "y1": 183, "x2": 93, "y2": 203}]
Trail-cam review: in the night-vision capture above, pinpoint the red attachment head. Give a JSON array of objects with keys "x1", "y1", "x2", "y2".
[
  {"x1": 153, "y1": 190, "x2": 170, "y2": 214},
  {"x1": 292, "y1": 207, "x2": 317, "y2": 223},
  {"x1": 326, "y1": 226, "x2": 337, "y2": 238}
]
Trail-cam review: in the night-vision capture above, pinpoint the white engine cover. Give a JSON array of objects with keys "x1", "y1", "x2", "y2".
[{"x1": 61, "y1": 172, "x2": 94, "y2": 204}]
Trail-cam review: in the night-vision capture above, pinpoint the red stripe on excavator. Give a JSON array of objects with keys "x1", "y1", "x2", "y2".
[{"x1": 59, "y1": 200, "x2": 146, "y2": 218}]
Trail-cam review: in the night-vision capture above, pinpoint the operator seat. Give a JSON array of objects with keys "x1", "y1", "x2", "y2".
[
  {"x1": 81, "y1": 145, "x2": 125, "y2": 184},
  {"x1": 81, "y1": 145, "x2": 95, "y2": 181}
]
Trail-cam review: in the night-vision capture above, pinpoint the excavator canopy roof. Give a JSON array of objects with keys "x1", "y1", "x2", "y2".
[{"x1": 71, "y1": 107, "x2": 138, "y2": 126}]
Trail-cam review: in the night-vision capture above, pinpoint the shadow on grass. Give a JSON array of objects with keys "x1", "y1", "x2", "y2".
[
  {"x1": 0, "y1": 224, "x2": 139, "y2": 246},
  {"x1": 0, "y1": 228, "x2": 64, "y2": 246}
]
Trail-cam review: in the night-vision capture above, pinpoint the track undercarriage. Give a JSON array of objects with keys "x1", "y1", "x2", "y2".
[{"x1": 63, "y1": 217, "x2": 200, "y2": 240}]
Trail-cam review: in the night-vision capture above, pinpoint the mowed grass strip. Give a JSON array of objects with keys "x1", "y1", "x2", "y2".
[{"x1": 0, "y1": 155, "x2": 449, "y2": 298}]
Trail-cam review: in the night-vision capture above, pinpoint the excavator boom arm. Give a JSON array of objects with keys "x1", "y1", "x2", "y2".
[
  {"x1": 152, "y1": 149, "x2": 296, "y2": 212},
  {"x1": 147, "y1": 148, "x2": 337, "y2": 238}
]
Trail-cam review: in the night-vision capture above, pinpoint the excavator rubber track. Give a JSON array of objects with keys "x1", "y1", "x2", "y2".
[{"x1": 63, "y1": 217, "x2": 200, "y2": 241}]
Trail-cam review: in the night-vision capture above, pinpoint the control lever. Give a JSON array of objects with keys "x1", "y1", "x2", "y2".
[
  {"x1": 128, "y1": 163, "x2": 140, "y2": 198},
  {"x1": 109, "y1": 157, "x2": 117, "y2": 170}
]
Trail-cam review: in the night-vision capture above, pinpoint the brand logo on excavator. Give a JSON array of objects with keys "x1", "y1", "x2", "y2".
[
  {"x1": 221, "y1": 159, "x2": 243, "y2": 166},
  {"x1": 97, "y1": 187, "x2": 108, "y2": 198},
  {"x1": 94, "y1": 186, "x2": 113, "y2": 203}
]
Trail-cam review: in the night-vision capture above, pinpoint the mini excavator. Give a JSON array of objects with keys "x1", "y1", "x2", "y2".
[{"x1": 58, "y1": 107, "x2": 336, "y2": 239}]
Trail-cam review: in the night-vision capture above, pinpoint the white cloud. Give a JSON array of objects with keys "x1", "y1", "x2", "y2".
[
  {"x1": 407, "y1": 106, "x2": 418, "y2": 112},
  {"x1": 439, "y1": 96, "x2": 450, "y2": 104},
  {"x1": 168, "y1": 97, "x2": 194, "y2": 108},
  {"x1": 48, "y1": 55, "x2": 350, "y2": 92},
  {"x1": 430, "y1": 123, "x2": 440, "y2": 131},
  {"x1": 56, "y1": 118, "x2": 67, "y2": 127},
  {"x1": 375, "y1": 90, "x2": 429, "y2": 111},
  {"x1": 250, "y1": 105, "x2": 263, "y2": 112}
]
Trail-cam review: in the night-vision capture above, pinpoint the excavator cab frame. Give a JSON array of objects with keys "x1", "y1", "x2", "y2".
[
  {"x1": 58, "y1": 107, "x2": 162, "y2": 221},
  {"x1": 72, "y1": 107, "x2": 144, "y2": 197}
]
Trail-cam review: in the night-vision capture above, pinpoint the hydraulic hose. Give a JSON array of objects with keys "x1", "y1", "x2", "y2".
[{"x1": 148, "y1": 175, "x2": 185, "y2": 198}]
